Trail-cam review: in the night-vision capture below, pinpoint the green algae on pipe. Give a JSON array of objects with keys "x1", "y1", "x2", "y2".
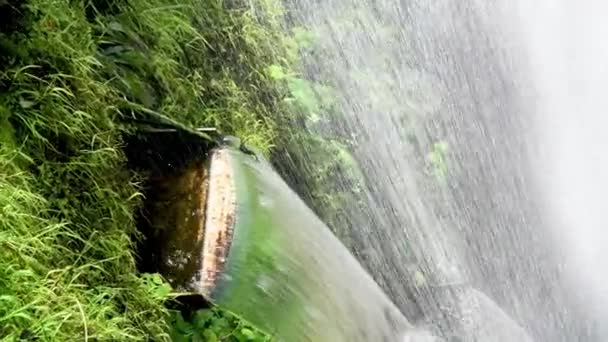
[{"x1": 155, "y1": 145, "x2": 438, "y2": 342}]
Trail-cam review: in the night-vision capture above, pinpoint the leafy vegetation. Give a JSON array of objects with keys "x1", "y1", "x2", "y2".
[
  {"x1": 266, "y1": 54, "x2": 369, "y2": 250},
  {"x1": 169, "y1": 309, "x2": 272, "y2": 342},
  {"x1": 0, "y1": 0, "x2": 320, "y2": 340},
  {"x1": 427, "y1": 141, "x2": 450, "y2": 183}
]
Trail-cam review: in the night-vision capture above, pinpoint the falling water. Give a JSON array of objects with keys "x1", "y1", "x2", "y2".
[
  {"x1": 520, "y1": 1, "x2": 608, "y2": 340},
  {"x1": 269, "y1": 0, "x2": 608, "y2": 340}
]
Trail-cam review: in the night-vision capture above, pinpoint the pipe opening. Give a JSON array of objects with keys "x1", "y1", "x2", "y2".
[{"x1": 126, "y1": 129, "x2": 238, "y2": 302}]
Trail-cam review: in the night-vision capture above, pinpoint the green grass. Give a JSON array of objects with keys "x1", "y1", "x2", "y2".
[
  {"x1": 0, "y1": 0, "x2": 305, "y2": 340},
  {"x1": 0, "y1": 1, "x2": 171, "y2": 339}
]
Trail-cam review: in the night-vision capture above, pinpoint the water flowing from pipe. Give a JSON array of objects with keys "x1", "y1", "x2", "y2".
[{"x1": 271, "y1": 0, "x2": 608, "y2": 340}]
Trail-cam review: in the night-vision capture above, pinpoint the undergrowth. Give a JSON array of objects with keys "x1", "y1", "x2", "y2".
[{"x1": 0, "y1": 0, "x2": 303, "y2": 340}]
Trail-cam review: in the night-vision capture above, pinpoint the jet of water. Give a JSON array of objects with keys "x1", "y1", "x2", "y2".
[{"x1": 274, "y1": 0, "x2": 607, "y2": 340}]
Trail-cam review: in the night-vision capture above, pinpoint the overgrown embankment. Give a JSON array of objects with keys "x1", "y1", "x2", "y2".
[{"x1": 0, "y1": 0, "x2": 316, "y2": 340}]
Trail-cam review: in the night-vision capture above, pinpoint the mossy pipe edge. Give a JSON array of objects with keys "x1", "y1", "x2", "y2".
[
  {"x1": 157, "y1": 146, "x2": 439, "y2": 341},
  {"x1": 200, "y1": 147, "x2": 237, "y2": 296}
]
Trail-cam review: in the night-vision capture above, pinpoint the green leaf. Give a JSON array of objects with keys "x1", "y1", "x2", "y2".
[
  {"x1": 212, "y1": 317, "x2": 230, "y2": 331},
  {"x1": 174, "y1": 312, "x2": 194, "y2": 333},
  {"x1": 240, "y1": 328, "x2": 256, "y2": 340},
  {"x1": 170, "y1": 332, "x2": 191, "y2": 342},
  {"x1": 155, "y1": 283, "x2": 172, "y2": 297},
  {"x1": 192, "y1": 309, "x2": 215, "y2": 330},
  {"x1": 288, "y1": 78, "x2": 319, "y2": 113},
  {"x1": 203, "y1": 330, "x2": 218, "y2": 342},
  {"x1": 267, "y1": 65, "x2": 286, "y2": 80},
  {"x1": 434, "y1": 141, "x2": 449, "y2": 153}
]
